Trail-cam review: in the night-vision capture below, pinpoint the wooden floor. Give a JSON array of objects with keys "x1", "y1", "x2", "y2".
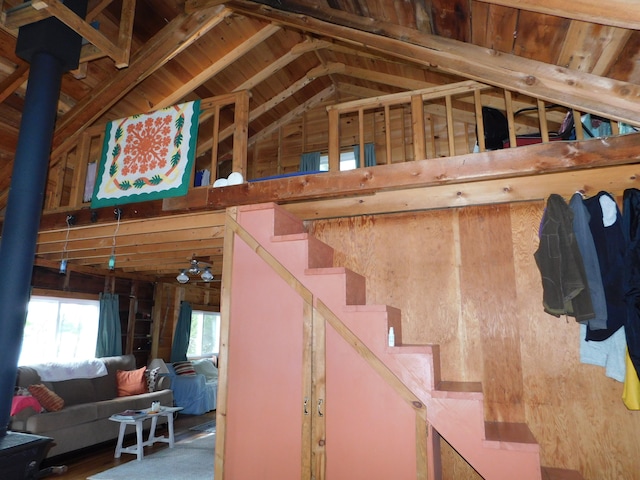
[{"x1": 38, "y1": 411, "x2": 216, "y2": 480}]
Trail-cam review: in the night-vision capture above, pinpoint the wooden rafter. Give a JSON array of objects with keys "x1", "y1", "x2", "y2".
[
  {"x1": 477, "y1": 0, "x2": 640, "y2": 30},
  {"x1": 1, "y1": 0, "x2": 136, "y2": 68},
  {"x1": 224, "y1": 0, "x2": 640, "y2": 125},
  {"x1": 0, "y1": 61, "x2": 28, "y2": 103},
  {"x1": 50, "y1": 5, "x2": 233, "y2": 161}
]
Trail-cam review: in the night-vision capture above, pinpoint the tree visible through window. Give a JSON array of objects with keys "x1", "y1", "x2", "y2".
[
  {"x1": 188, "y1": 310, "x2": 220, "y2": 358},
  {"x1": 19, "y1": 296, "x2": 100, "y2": 365}
]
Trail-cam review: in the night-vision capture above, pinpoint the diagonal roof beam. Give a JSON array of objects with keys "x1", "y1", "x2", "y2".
[
  {"x1": 0, "y1": 62, "x2": 28, "y2": 103},
  {"x1": 224, "y1": 0, "x2": 640, "y2": 125},
  {"x1": 477, "y1": 0, "x2": 640, "y2": 30},
  {"x1": 248, "y1": 85, "x2": 335, "y2": 147},
  {"x1": 153, "y1": 23, "x2": 281, "y2": 110},
  {"x1": 50, "y1": 5, "x2": 232, "y2": 161}
]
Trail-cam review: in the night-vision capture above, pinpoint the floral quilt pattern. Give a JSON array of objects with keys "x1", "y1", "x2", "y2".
[{"x1": 91, "y1": 100, "x2": 200, "y2": 208}]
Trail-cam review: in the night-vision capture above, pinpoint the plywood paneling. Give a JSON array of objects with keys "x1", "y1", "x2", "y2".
[{"x1": 308, "y1": 200, "x2": 640, "y2": 479}]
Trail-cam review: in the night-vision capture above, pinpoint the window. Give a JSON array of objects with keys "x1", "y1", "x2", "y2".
[
  {"x1": 19, "y1": 296, "x2": 100, "y2": 365},
  {"x1": 187, "y1": 310, "x2": 220, "y2": 358},
  {"x1": 319, "y1": 150, "x2": 357, "y2": 171}
]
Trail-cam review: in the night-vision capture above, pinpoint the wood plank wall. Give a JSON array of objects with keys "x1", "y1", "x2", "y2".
[{"x1": 307, "y1": 201, "x2": 640, "y2": 479}]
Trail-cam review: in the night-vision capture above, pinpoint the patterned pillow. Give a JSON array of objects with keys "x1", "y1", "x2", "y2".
[
  {"x1": 116, "y1": 367, "x2": 148, "y2": 396},
  {"x1": 28, "y1": 384, "x2": 64, "y2": 412},
  {"x1": 14, "y1": 386, "x2": 31, "y2": 397},
  {"x1": 173, "y1": 361, "x2": 196, "y2": 376},
  {"x1": 145, "y1": 367, "x2": 161, "y2": 392}
]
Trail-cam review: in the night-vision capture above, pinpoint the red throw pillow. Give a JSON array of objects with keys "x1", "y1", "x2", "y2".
[
  {"x1": 116, "y1": 367, "x2": 148, "y2": 396},
  {"x1": 28, "y1": 384, "x2": 64, "y2": 412}
]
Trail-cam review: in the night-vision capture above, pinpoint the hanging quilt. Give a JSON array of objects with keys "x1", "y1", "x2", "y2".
[{"x1": 91, "y1": 100, "x2": 200, "y2": 208}]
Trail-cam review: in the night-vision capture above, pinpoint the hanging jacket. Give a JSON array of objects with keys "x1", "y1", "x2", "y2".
[
  {"x1": 534, "y1": 194, "x2": 594, "y2": 322},
  {"x1": 569, "y1": 193, "x2": 608, "y2": 330},
  {"x1": 622, "y1": 188, "x2": 640, "y2": 379},
  {"x1": 584, "y1": 192, "x2": 626, "y2": 341}
]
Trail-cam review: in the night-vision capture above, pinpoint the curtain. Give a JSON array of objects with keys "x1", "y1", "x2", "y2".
[
  {"x1": 95, "y1": 292, "x2": 122, "y2": 358},
  {"x1": 171, "y1": 301, "x2": 193, "y2": 362},
  {"x1": 353, "y1": 143, "x2": 377, "y2": 168},
  {"x1": 299, "y1": 151, "x2": 321, "y2": 172}
]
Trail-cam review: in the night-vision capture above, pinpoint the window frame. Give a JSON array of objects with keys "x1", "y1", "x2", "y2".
[{"x1": 187, "y1": 306, "x2": 221, "y2": 360}]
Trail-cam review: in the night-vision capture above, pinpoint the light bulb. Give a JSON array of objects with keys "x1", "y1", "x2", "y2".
[
  {"x1": 108, "y1": 254, "x2": 116, "y2": 270},
  {"x1": 176, "y1": 270, "x2": 189, "y2": 284},
  {"x1": 201, "y1": 267, "x2": 214, "y2": 282},
  {"x1": 59, "y1": 259, "x2": 67, "y2": 274}
]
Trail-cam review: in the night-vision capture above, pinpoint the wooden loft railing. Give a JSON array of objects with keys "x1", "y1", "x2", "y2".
[
  {"x1": 45, "y1": 82, "x2": 636, "y2": 214},
  {"x1": 326, "y1": 80, "x2": 634, "y2": 169},
  {"x1": 45, "y1": 90, "x2": 250, "y2": 212}
]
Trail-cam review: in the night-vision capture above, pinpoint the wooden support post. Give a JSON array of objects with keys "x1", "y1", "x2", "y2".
[
  {"x1": 537, "y1": 98, "x2": 550, "y2": 143},
  {"x1": 232, "y1": 90, "x2": 249, "y2": 178},
  {"x1": 328, "y1": 109, "x2": 340, "y2": 172},
  {"x1": 445, "y1": 95, "x2": 455, "y2": 156},
  {"x1": 384, "y1": 104, "x2": 392, "y2": 164},
  {"x1": 573, "y1": 109, "x2": 584, "y2": 140},
  {"x1": 211, "y1": 104, "x2": 220, "y2": 180},
  {"x1": 411, "y1": 94, "x2": 425, "y2": 161},
  {"x1": 474, "y1": 89, "x2": 486, "y2": 152},
  {"x1": 504, "y1": 90, "x2": 517, "y2": 148},
  {"x1": 358, "y1": 108, "x2": 365, "y2": 167}
]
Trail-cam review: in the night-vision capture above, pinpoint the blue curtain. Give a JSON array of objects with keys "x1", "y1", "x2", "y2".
[
  {"x1": 171, "y1": 301, "x2": 192, "y2": 362},
  {"x1": 353, "y1": 143, "x2": 377, "y2": 168},
  {"x1": 299, "y1": 151, "x2": 320, "y2": 172},
  {"x1": 95, "y1": 293, "x2": 122, "y2": 358}
]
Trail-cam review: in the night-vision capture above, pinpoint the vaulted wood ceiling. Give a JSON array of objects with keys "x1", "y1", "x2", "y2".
[{"x1": 1, "y1": 0, "x2": 639, "y2": 283}]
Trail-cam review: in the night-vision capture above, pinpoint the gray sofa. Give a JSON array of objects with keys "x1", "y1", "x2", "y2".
[{"x1": 9, "y1": 354, "x2": 173, "y2": 458}]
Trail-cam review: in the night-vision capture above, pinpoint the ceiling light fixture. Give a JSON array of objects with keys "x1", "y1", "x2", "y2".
[
  {"x1": 59, "y1": 215, "x2": 74, "y2": 274},
  {"x1": 176, "y1": 270, "x2": 189, "y2": 284},
  {"x1": 200, "y1": 267, "x2": 214, "y2": 282},
  {"x1": 188, "y1": 259, "x2": 201, "y2": 275},
  {"x1": 176, "y1": 259, "x2": 215, "y2": 284},
  {"x1": 109, "y1": 209, "x2": 121, "y2": 271}
]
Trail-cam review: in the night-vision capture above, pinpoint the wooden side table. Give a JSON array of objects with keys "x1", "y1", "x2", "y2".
[{"x1": 109, "y1": 406, "x2": 183, "y2": 461}]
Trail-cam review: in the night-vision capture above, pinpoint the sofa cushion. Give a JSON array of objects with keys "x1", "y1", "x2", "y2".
[
  {"x1": 116, "y1": 367, "x2": 147, "y2": 396},
  {"x1": 192, "y1": 358, "x2": 218, "y2": 382},
  {"x1": 146, "y1": 367, "x2": 161, "y2": 392},
  {"x1": 52, "y1": 378, "x2": 98, "y2": 406},
  {"x1": 93, "y1": 354, "x2": 138, "y2": 400},
  {"x1": 28, "y1": 384, "x2": 64, "y2": 412},
  {"x1": 16, "y1": 366, "x2": 43, "y2": 389},
  {"x1": 26, "y1": 403, "x2": 98, "y2": 433}
]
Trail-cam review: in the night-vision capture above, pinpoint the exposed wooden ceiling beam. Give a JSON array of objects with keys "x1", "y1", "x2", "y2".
[
  {"x1": 1, "y1": 0, "x2": 136, "y2": 67},
  {"x1": 248, "y1": 85, "x2": 335, "y2": 146},
  {"x1": 154, "y1": 23, "x2": 281, "y2": 110},
  {"x1": 225, "y1": 0, "x2": 640, "y2": 125},
  {"x1": 477, "y1": 0, "x2": 640, "y2": 30},
  {"x1": 50, "y1": 5, "x2": 232, "y2": 161},
  {"x1": 0, "y1": 62, "x2": 28, "y2": 103}
]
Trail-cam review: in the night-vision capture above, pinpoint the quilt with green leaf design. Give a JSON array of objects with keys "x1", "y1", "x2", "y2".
[{"x1": 91, "y1": 100, "x2": 200, "y2": 208}]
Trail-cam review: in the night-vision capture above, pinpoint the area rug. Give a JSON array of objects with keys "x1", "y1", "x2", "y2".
[
  {"x1": 190, "y1": 420, "x2": 216, "y2": 433},
  {"x1": 87, "y1": 433, "x2": 215, "y2": 480}
]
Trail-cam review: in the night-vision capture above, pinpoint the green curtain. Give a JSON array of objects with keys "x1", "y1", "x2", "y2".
[
  {"x1": 299, "y1": 151, "x2": 321, "y2": 171},
  {"x1": 353, "y1": 143, "x2": 376, "y2": 168},
  {"x1": 171, "y1": 301, "x2": 192, "y2": 362},
  {"x1": 95, "y1": 292, "x2": 122, "y2": 357}
]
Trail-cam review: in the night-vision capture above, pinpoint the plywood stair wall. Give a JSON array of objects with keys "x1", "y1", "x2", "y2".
[{"x1": 226, "y1": 202, "x2": 584, "y2": 480}]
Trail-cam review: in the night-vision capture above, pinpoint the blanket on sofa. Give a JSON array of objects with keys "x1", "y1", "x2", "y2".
[{"x1": 31, "y1": 359, "x2": 107, "y2": 381}]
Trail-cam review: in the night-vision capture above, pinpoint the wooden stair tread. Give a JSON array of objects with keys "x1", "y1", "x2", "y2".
[
  {"x1": 432, "y1": 380, "x2": 483, "y2": 400},
  {"x1": 484, "y1": 421, "x2": 538, "y2": 444},
  {"x1": 541, "y1": 467, "x2": 584, "y2": 480}
]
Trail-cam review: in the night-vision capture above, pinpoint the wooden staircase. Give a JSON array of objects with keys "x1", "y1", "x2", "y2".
[{"x1": 233, "y1": 202, "x2": 583, "y2": 480}]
